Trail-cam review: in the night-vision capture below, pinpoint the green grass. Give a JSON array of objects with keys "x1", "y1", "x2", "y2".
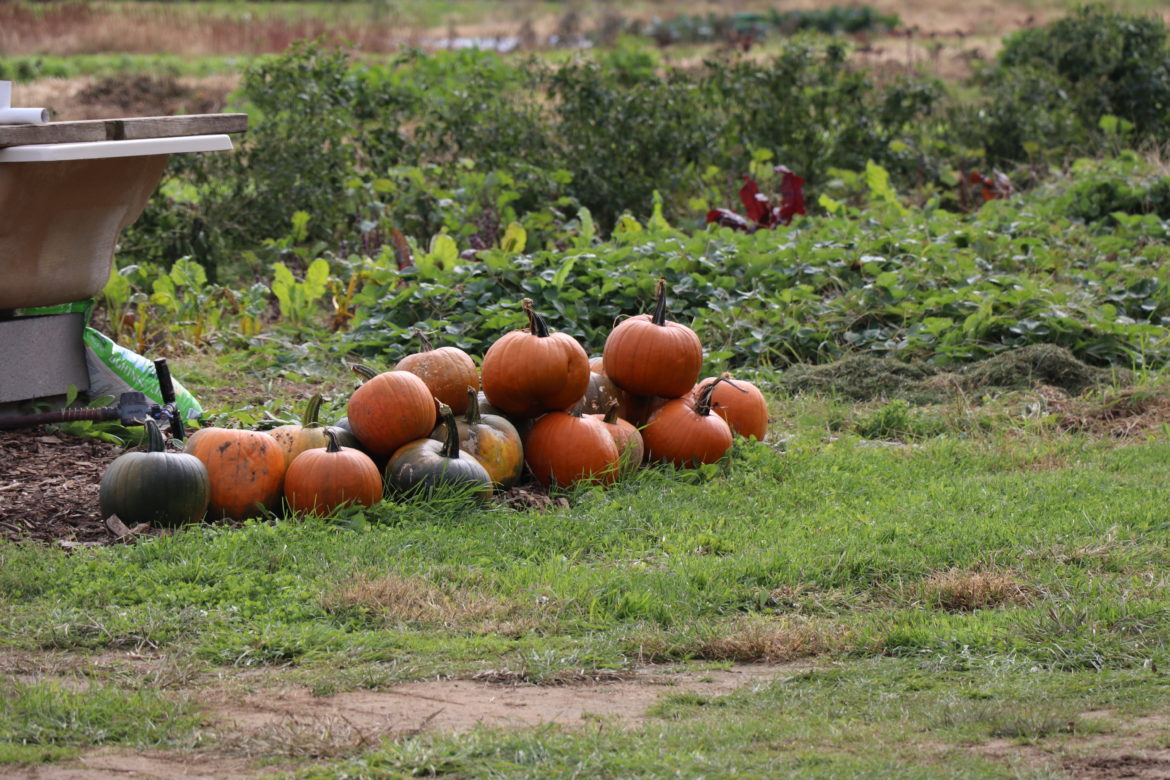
[
  {"x1": 4, "y1": 377, "x2": 1170, "y2": 771},
  {"x1": 0, "y1": 679, "x2": 202, "y2": 759}
]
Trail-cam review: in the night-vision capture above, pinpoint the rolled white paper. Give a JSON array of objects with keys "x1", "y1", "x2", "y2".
[{"x1": 0, "y1": 107, "x2": 50, "y2": 125}]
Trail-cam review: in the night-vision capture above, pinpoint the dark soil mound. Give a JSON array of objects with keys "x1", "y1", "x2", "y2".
[{"x1": 78, "y1": 75, "x2": 220, "y2": 116}]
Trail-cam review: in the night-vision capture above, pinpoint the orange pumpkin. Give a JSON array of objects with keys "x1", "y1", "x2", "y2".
[
  {"x1": 346, "y1": 370, "x2": 437, "y2": 456},
  {"x1": 603, "y1": 278, "x2": 702, "y2": 398},
  {"x1": 184, "y1": 427, "x2": 286, "y2": 520},
  {"x1": 524, "y1": 409, "x2": 621, "y2": 488},
  {"x1": 697, "y1": 373, "x2": 768, "y2": 440},
  {"x1": 590, "y1": 401, "x2": 644, "y2": 475},
  {"x1": 284, "y1": 429, "x2": 383, "y2": 515},
  {"x1": 481, "y1": 298, "x2": 589, "y2": 418},
  {"x1": 641, "y1": 378, "x2": 734, "y2": 467},
  {"x1": 395, "y1": 331, "x2": 479, "y2": 414}
]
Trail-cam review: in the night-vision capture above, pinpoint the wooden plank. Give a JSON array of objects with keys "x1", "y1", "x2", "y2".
[{"x1": 0, "y1": 113, "x2": 248, "y2": 148}]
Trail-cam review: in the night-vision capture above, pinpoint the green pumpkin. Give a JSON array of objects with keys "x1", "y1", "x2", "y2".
[
  {"x1": 100, "y1": 419, "x2": 211, "y2": 527},
  {"x1": 386, "y1": 404, "x2": 492, "y2": 500}
]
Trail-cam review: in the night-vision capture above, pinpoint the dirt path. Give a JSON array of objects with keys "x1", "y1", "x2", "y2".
[{"x1": 9, "y1": 663, "x2": 796, "y2": 779}]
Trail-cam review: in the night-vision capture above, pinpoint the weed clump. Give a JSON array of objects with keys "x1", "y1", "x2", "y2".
[
  {"x1": 780, "y1": 344, "x2": 1126, "y2": 403},
  {"x1": 777, "y1": 355, "x2": 940, "y2": 402},
  {"x1": 957, "y1": 344, "x2": 1126, "y2": 395}
]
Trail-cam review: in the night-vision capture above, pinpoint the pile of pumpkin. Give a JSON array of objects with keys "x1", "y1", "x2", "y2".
[{"x1": 99, "y1": 281, "x2": 767, "y2": 528}]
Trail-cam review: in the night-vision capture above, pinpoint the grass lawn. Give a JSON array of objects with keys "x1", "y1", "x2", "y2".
[{"x1": 2, "y1": 384, "x2": 1169, "y2": 775}]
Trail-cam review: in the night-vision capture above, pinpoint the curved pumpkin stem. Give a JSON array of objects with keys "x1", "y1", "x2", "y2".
[
  {"x1": 350, "y1": 363, "x2": 378, "y2": 382},
  {"x1": 651, "y1": 278, "x2": 669, "y2": 327},
  {"x1": 602, "y1": 400, "x2": 621, "y2": 425},
  {"x1": 522, "y1": 298, "x2": 550, "y2": 338},
  {"x1": 145, "y1": 418, "x2": 165, "y2": 453},
  {"x1": 324, "y1": 427, "x2": 342, "y2": 453},
  {"x1": 438, "y1": 403, "x2": 461, "y2": 459},
  {"x1": 303, "y1": 393, "x2": 323, "y2": 428},
  {"x1": 414, "y1": 329, "x2": 434, "y2": 352},
  {"x1": 465, "y1": 387, "x2": 481, "y2": 425},
  {"x1": 695, "y1": 376, "x2": 737, "y2": 417}
]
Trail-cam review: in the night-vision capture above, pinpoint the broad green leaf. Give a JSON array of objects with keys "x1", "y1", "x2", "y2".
[{"x1": 501, "y1": 222, "x2": 527, "y2": 254}]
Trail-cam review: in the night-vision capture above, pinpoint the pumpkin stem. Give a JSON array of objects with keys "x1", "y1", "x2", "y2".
[
  {"x1": 465, "y1": 387, "x2": 481, "y2": 424},
  {"x1": 523, "y1": 298, "x2": 550, "y2": 338},
  {"x1": 145, "y1": 418, "x2": 166, "y2": 452},
  {"x1": 602, "y1": 400, "x2": 620, "y2": 425},
  {"x1": 694, "y1": 376, "x2": 735, "y2": 417},
  {"x1": 303, "y1": 393, "x2": 323, "y2": 428},
  {"x1": 414, "y1": 329, "x2": 434, "y2": 352},
  {"x1": 350, "y1": 363, "x2": 378, "y2": 381},
  {"x1": 438, "y1": 403, "x2": 461, "y2": 459},
  {"x1": 716, "y1": 374, "x2": 749, "y2": 394},
  {"x1": 324, "y1": 427, "x2": 342, "y2": 453},
  {"x1": 651, "y1": 278, "x2": 668, "y2": 327}
]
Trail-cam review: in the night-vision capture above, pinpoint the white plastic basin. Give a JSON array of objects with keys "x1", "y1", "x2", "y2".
[{"x1": 0, "y1": 134, "x2": 233, "y2": 310}]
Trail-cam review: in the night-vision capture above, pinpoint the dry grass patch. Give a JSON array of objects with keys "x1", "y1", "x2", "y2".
[
  {"x1": 1055, "y1": 387, "x2": 1170, "y2": 439},
  {"x1": 322, "y1": 572, "x2": 532, "y2": 632},
  {"x1": 911, "y1": 568, "x2": 1036, "y2": 612},
  {"x1": 685, "y1": 617, "x2": 846, "y2": 663}
]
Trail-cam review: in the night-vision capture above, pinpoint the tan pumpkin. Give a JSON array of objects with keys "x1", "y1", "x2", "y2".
[
  {"x1": 395, "y1": 331, "x2": 479, "y2": 414},
  {"x1": 269, "y1": 394, "x2": 360, "y2": 469}
]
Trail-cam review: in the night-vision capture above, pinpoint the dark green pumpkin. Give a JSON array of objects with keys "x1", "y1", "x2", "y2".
[
  {"x1": 99, "y1": 419, "x2": 211, "y2": 527},
  {"x1": 386, "y1": 404, "x2": 492, "y2": 500}
]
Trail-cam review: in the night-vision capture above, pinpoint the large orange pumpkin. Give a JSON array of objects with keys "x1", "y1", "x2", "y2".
[
  {"x1": 480, "y1": 298, "x2": 589, "y2": 418},
  {"x1": 395, "y1": 331, "x2": 479, "y2": 414},
  {"x1": 697, "y1": 373, "x2": 768, "y2": 440},
  {"x1": 184, "y1": 427, "x2": 286, "y2": 520},
  {"x1": 284, "y1": 429, "x2": 383, "y2": 515},
  {"x1": 346, "y1": 370, "x2": 437, "y2": 456},
  {"x1": 524, "y1": 409, "x2": 621, "y2": 488},
  {"x1": 641, "y1": 378, "x2": 734, "y2": 467},
  {"x1": 603, "y1": 278, "x2": 702, "y2": 398}
]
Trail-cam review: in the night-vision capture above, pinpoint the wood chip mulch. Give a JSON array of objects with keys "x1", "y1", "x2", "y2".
[{"x1": 0, "y1": 428, "x2": 122, "y2": 545}]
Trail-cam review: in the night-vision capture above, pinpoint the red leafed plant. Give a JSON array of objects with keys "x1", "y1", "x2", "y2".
[{"x1": 707, "y1": 165, "x2": 806, "y2": 232}]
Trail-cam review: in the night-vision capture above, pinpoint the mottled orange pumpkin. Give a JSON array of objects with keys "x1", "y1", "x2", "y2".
[
  {"x1": 481, "y1": 298, "x2": 589, "y2": 418},
  {"x1": 395, "y1": 331, "x2": 479, "y2": 414},
  {"x1": 603, "y1": 278, "x2": 702, "y2": 398},
  {"x1": 570, "y1": 370, "x2": 637, "y2": 422},
  {"x1": 184, "y1": 427, "x2": 286, "y2": 520},
  {"x1": 697, "y1": 373, "x2": 768, "y2": 440},
  {"x1": 524, "y1": 409, "x2": 621, "y2": 489},
  {"x1": 641, "y1": 378, "x2": 734, "y2": 468},
  {"x1": 284, "y1": 429, "x2": 383, "y2": 515},
  {"x1": 346, "y1": 370, "x2": 437, "y2": 457}
]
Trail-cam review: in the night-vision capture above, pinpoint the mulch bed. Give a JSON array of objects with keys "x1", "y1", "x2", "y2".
[
  {"x1": 0, "y1": 427, "x2": 566, "y2": 548},
  {"x1": 0, "y1": 428, "x2": 123, "y2": 546}
]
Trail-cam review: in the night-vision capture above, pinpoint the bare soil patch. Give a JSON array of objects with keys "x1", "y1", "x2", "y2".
[{"x1": 10, "y1": 662, "x2": 795, "y2": 778}]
